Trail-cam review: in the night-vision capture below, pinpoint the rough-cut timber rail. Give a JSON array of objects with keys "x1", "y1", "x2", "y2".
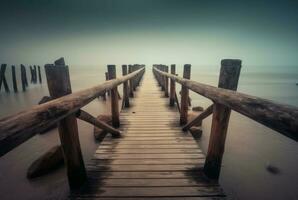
[{"x1": 70, "y1": 72, "x2": 225, "y2": 199}]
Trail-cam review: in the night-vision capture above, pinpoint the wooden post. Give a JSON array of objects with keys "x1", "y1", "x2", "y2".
[
  {"x1": 108, "y1": 65, "x2": 120, "y2": 127},
  {"x1": 122, "y1": 65, "x2": 130, "y2": 108},
  {"x1": 30, "y1": 66, "x2": 33, "y2": 83},
  {"x1": 169, "y1": 64, "x2": 176, "y2": 106},
  {"x1": 0, "y1": 64, "x2": 10, "y2": 92},
  {"x1": 38, "y1": 66, "x2": 42, "y2": 83},
  {"x1": 160, "y1": 65, "x2": 165, "y2": 91},
  {"x1": 45, "y1": 58, "x2": 86, "y2": 189},
  {"x1": 164, "y1": 66, "x2": 169, "y2": 97},
  {"x1": 33, "y1": 65, "x2": 37, "y2": 83},
  {"x1": 129, "y1": 65, "x2": 134, "y2": 97},
  {"x1": 20, "y1": 65, "x2": 26, "y2": 91},
  {"x1": 204, "y1": 59, "x2": 242, "y2": 179},
  {"x1": 180, "y1": 64, "x2": 191, "y2": 125},
  {"x1": 11, "y1": 65, "x2": 18, "y2": 92}
]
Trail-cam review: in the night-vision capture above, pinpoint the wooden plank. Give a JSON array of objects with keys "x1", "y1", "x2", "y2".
[
  {"x1": 96, "y1": 148, "x2": 202, "y2": 154},
  {"x1": 89, "y1": 158, "x2": 204, "y2": 165},
  {"x1": 70, "y1": 197, "x2": 226, "y2": 200},
  {"x1": 81, "y1": 178, "x2": 218, "y2": 187},
  {"x1": 72, "y1": 186, "x2": 224, "y2": 197},
  {"x1": 93, "y1": 154, "x2": 205, "y2": 159},
  {"x1": 97, "y1": 144, "x2": 200, "y2": 149}
]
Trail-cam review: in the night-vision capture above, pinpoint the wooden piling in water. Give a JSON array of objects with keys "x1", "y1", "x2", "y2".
[
  {"x1": 204, "y1": 59, "x2": 241, "y2": 180},
  {"x1": 33, "y1": 65, "x2": 37, "y2": 83},
  {"x1": 0, "y1": 64, "x2": 10, "y2": 92},
  {"x1": 20, "y1": 64, "x2": 27, "y2": 91},
  {"x1": 38, "y1": 66, "x2": 42, "y2": 83},
  {"x1": 169, "y1": 64, "x2": 176, "y2": 106},
  {"x1": 122, "y1": 65, "x2": 130, "y2": 108},
  {"x1": 180, "y1": 64, "x2": 191, "y2": 125},
  {"x1": 45, "y1": 58, "x2": 87, "y2": 189},
  {"x1": 108, "y1": 65, "x2": 120, "y2": 127},
  {"x1": 11, "y1": 65, "x2": 18, "y2": 92}
]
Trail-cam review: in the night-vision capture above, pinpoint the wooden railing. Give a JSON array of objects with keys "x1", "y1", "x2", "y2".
[
  {"x1": 153, "y1": 60, "x2": 298, "y2": 179},
  {"x1": 0, "y1": 58, "x2": 145, "y2": 189}
]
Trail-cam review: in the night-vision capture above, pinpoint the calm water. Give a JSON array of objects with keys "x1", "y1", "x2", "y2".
[{"x1": 0, "y1": 65, "x2": 297, "y2": 200}]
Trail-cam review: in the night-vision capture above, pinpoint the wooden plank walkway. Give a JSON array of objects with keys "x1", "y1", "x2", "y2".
[{"x1": 71, "y1": 72, "x2": 226, "y2": 199}]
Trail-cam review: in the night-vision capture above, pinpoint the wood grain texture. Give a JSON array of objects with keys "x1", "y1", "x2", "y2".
[{"x1": 45, "y1": 60, "x2": 87, "y2": 189}]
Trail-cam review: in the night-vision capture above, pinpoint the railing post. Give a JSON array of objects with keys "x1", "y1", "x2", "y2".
[
  {"x1": 164, "y1": 66, "x2": 169, "y2": 97},
  {"x1": 180, "y1": 64, "x2": 191, "y2": 125},
  {"x1": 45, "y1": 58, "x2": 86, "y2": 190},
  {"x1": 204, "y1": 59, "x2": 241, "y2": 179},
  {"x1": 161, "y1": 65, "x2": 165, "y2": 91},
  {"x1": 128, "y1": 65, "x2": 134, "y2": 97},
  {"x1": 108, "y1": 65, "x2": 120, "y2": 127},
  {"x1": 38, "y1": 66, "x2": 42, "y2": 83},
  {"x1": 122, "y1": 65, "x2": 130, "y2": 108},
  {"x1": 169, "y1": 64, "x2": 176, "y2": 106}
]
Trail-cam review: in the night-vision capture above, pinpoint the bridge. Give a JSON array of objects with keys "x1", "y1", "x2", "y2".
[{"x1": 0, "y1": 58, "x2": 297, "y2": 199}]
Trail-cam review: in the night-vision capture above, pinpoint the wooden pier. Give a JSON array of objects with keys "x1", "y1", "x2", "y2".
[
  {"x1": 0, "y1": 58, "x2": 297, "y2": 200},
  {"x1": 71, "y1": 72, "x2": 224, "y2": 199}
]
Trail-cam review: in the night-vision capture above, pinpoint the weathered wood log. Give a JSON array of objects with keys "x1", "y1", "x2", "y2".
[
  {"x1": 45, "y1": 58, "x2": 87, "y2": 189},
  {"x1": 38, "y1": 96, "x2": 57, "y2": 134},
  {"x1": 169, "y1": 65, "x2": 176, "y2": 106},
  {"x1": 27, "y1": 145, "x2": 64, "y2": 179},
  {"x1": 0, "y1": 64, "x2": 10, "y2": 92},
  {"x1": 38, "y1": 66, "x2": 42, "y2": 83},
  {"x1": 76, "y1": 109, "x2": 121, "y2": 137},
  {"x1": 122, "y1": 65, "x2": 130, "y2": 108},
  {"x1": 108, "y1": 65, "x2": 120, "y2": 127},
  {"x1": 180, "y1": 64, "x2": 191, "y2": 125},
  {"x1": 11, "y1": 65, "x2": 18, "y2": 92},
  {"x1": 204, "y1": 59, "x2": 242, "y2": 179},
  {"x1": 0, "y1": 66, "x2": 144, "y2": 157},
  {"x1": 182, "y1": 105, "x2": 213, "y2": 131},
  {"x1": 153, "y1": 67, "x2": 298, "y2": 141}
]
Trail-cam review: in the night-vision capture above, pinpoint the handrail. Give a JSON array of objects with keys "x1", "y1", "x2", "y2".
[
  {"x1": 153, "y1": 67, "x2": 298, "y2": 141},
  {"x1": 0, "y1": 67, "x2": 145, "y2": 157}
]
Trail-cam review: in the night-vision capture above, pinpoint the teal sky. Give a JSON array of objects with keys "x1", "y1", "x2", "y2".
[{"x1": 0, "y1": 0, "x2": 298, "y2": 68}]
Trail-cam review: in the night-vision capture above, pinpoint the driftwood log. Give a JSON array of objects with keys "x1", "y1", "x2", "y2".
[{"x1": 27, "y1": 145, "x2": 63, "y2": 179}]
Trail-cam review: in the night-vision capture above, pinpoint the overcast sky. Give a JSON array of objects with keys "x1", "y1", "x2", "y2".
[{"x1": 0, "y1": 0, "x2": 297, "y2": 68}]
